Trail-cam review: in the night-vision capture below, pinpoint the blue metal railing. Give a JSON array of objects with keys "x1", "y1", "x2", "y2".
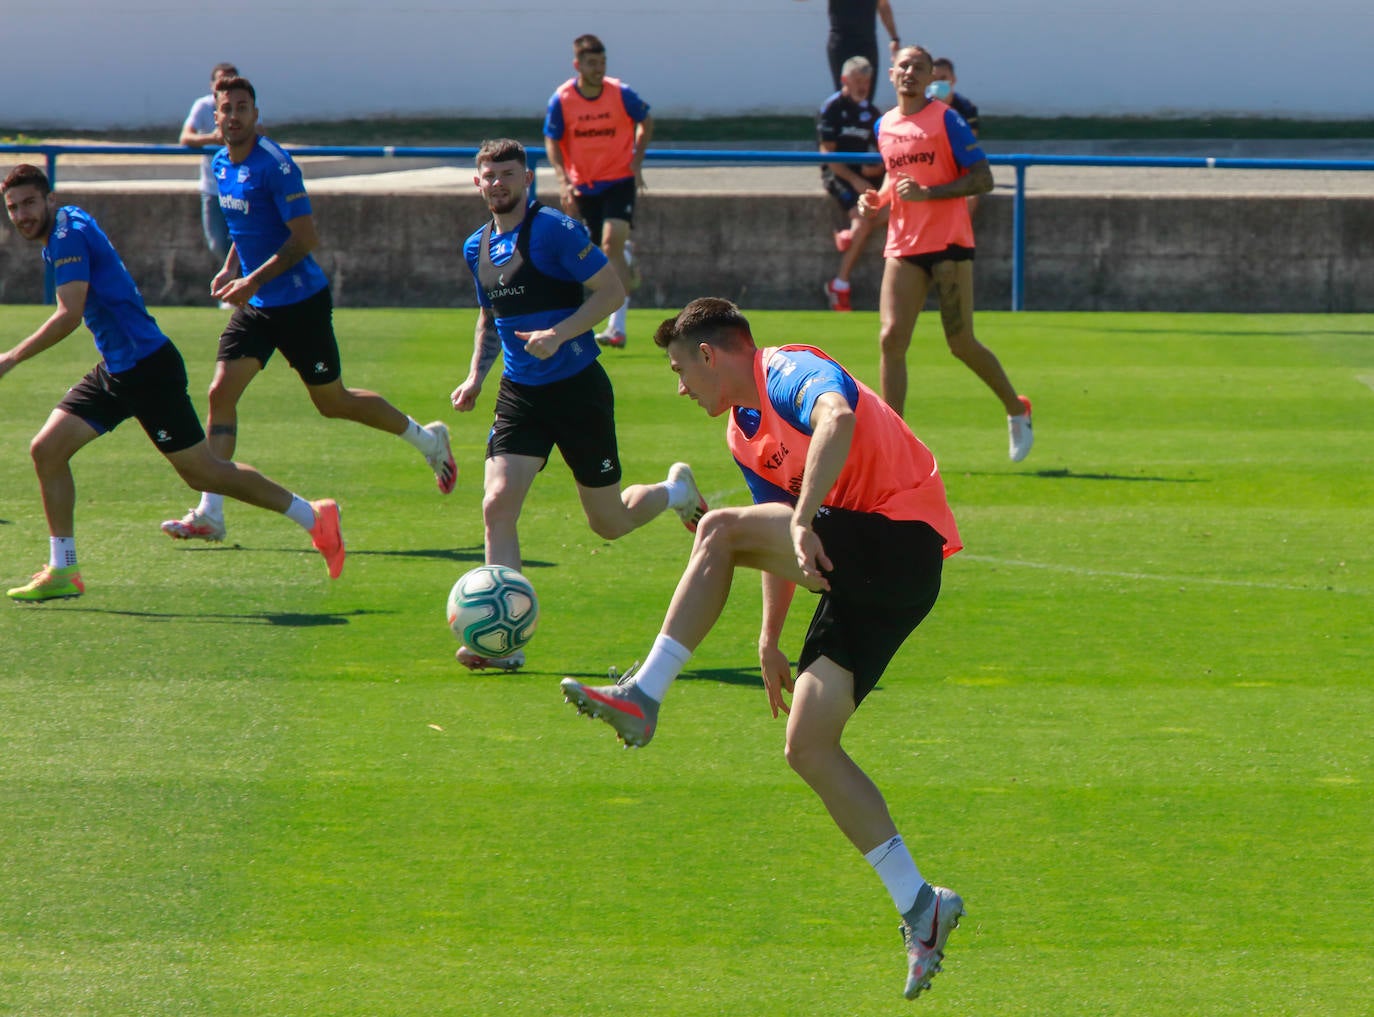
[{"x1": 3, "y1": 142, "x2": 1371, "y2": 310}]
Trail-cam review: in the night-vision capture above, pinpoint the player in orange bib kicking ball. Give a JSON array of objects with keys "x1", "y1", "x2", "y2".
[
  {"x1": 858, "y1": 45, "x2": 1033, "y2": 461},
  {"x1": 562, "y1": 298, "x2": 967, "y2": 1000}
]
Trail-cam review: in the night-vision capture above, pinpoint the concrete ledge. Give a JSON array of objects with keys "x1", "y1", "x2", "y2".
[{"x1": 2, "y1": 189, "x2": 1371, "y2": 312}]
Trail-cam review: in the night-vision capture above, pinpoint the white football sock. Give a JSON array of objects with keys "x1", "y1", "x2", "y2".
[
  {"x1": 284, "y1": 495, "x2": 317, "y2": 531},
  {"x1": 196, "y1": 491, "x2": 225, "y2": 519},
  {"x1": 400, "y1": 417, "x2": 436, "y2": 453},
  {"x1": 831, "y1": 278, "x2": 851, "y2": 292},
  {"x1": 49, "y1": 536, "x2": 77, "y2": 569},
  {"x1": 630, "y1": 633, "x2": 692, "y2": 703},
  {"x1": 609, "y1": 299, "x2": 629, "y2": 336},
  {"x1": 662, "y1": 476, "x2": 688, "y2": 511},
  {"x1": 864, "y1": 834, "x2": 925, "y2": 915}
]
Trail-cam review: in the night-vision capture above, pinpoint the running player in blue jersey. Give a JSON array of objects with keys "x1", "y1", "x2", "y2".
[
  {"x1": 0, "y1": 164, "x2": 344, "y2": 600},
  {"x1": 159, "y1": 76, "x2": 456, "y2": 545},
  {"x1": 448, "y1": 138, "x2": 706, "y2": 671}
]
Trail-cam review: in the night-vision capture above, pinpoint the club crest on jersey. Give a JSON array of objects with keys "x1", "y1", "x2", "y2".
[{"x1": 237, "y1": 166, "x2": 251, "y2": 183}]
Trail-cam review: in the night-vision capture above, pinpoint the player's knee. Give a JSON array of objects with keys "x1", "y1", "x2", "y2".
[
  {"x1": 169, "y1": 453, "x2": 220, "y2": 492},
  {"x1": 205, "y1": 378, "x2": 239, "y2": 413},
  {"x1": 173, "y1": 460, "x2": 213, "y2": 492},
  {"x1": 28, "y1": 433, "x2": 64, "y2": 472},
  {"x1": 944, "y1": 331, "x2": 979, "y2": 360},
  {"x1": 482, "y1": 486, "x2": 522, "y2": 527},
  {"x1": 308, "y1": 388, "x2": 351, "y2": 419},
  {"x1": 587, "y1": 512, "x2": 633, "y2": 542},
  {"x1": 784, "y1": 732, "x2": 830, "y2": 783},
  {"x1": 691, "y1": 508, "x2": 734, "y2": 549},
  {"x1": 878, "y1": 327, "x2": 911, "y2": 356}
]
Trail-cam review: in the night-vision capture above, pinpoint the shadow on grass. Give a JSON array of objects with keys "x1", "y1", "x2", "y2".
[
  {"x1": 681, "y1": 666, "x2": 763, "y2": 688},
  {"x1": 355, "y1": 548, "x2": 559, "y2": 570},
  {"x1": 1036, "y1": 467, "x2": 1204, "y2": 483},
  {"x1": 172, "y1": 543, "x2": 559, "y2": 569},
  {"x1": 60, "y1": 606, "x2": 387, "y2": 627},
  {"x1": 963, "y1": 467, "x2": 1204, "y2": 483},
  {"x1": 557, "y1": 665, "x2": 762, "y2": 687}
]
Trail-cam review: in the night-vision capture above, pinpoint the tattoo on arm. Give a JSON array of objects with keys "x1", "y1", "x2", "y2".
[
  {"x1": 475, "y1": 317, "x2": 501, "y2": 377},
  {"x1": 940, "y1": 161, "x2": 993, "y2": 199},
  {"x1": 209, "y1": 423, "x2": 238, "y2": 437}
]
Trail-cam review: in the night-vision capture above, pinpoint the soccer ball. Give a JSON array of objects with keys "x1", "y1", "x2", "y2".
[{"x1": 446, "y1": 565, "x2": 539, "y2": 658}]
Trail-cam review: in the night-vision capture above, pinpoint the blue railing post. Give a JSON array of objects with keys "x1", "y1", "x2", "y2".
[{"x1": 1012, "y1": 163, "x2": 1027, "y2": 312}]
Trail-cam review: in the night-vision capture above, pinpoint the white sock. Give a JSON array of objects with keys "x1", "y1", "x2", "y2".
[
  {"x1": 630, "y1": 633, "x2": 692, "y2": 703},
  {"x1": 831, "y1": 278, "x2": 851, "y2": 292},
  {"x1": 284, "y1": 495, "x2": 317, "y2": 531},
  {"x1": 49, "y1": 536, "x2": 77, "y2": 569},
  {"x1": 864, "y1": 835, "x2": 925, "y2": 915},
  {"x1": 662, "y1": 473, "x2": 688, "y2": 511},
  {"x1": 609, "y1": 298, "x2": 629, "y2": 336},
  {"x1": 197, "y1": 491, "x2": 225, "y2": 519},
  {"x1": 400, "y1": 417, "x2": 435, "y2": 453}
]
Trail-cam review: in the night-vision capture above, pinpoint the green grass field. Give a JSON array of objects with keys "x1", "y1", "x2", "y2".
[{"x1": 1, "y1": 307, "x2": 1370, "y2": 1016}]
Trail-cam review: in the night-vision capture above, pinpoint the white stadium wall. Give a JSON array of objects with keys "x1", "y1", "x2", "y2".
[{"x1": 1, "y1": 0, "x2": 1371, "y2": 128}]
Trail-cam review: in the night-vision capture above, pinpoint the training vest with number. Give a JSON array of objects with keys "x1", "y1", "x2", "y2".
[{"x1": 726, "y1": 345, "x2": 962, "y2": 557}]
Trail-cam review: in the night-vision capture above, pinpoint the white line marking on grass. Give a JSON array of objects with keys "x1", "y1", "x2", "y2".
[
  {"x1": 960, "y1": 554, "x2": 1365, "y2": 595},
  {"x1": 1358, "y1": 374, "x2": 1374, "y2": 393}
]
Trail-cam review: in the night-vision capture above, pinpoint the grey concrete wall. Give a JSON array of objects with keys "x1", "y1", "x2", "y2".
[{"x1": 3, "y1": 190, "x2": 1372, "y2": 313}]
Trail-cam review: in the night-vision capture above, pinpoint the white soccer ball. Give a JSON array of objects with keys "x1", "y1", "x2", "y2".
[{"x1": 446, "y1": 565, "x2": 539, "y2": 658}]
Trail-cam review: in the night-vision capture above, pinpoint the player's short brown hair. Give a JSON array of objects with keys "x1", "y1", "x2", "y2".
[
  {"x1": 213, "y1": 75, "x2": 256, "y2": 103},
  {"x1": 3, "y1": 163, "x2": 50, "y2": 195},
  {"x1": 654, "y1": 298, "x2": 756, "y2": 353},
  {"x1": 475, "y1": 138, "x2": 527, "y2": 168},
  {"x1": 574, "y1": 34, "x2": 605, "y2": 59}
]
